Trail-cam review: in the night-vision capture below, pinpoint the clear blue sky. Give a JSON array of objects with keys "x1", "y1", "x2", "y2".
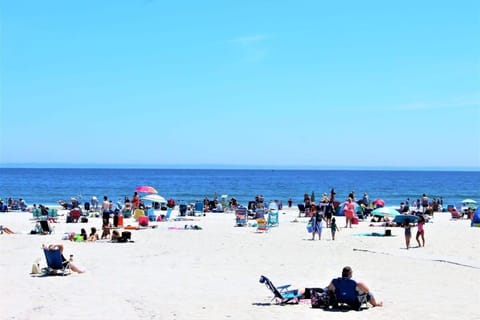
[{"x1": 1, "y1": 0, "x2": 479, "y2": 169}]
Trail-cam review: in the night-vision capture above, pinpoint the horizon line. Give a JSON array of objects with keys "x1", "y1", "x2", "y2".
[{"x1": 0, "y1": 162, "x2": 479, "y2": 172}]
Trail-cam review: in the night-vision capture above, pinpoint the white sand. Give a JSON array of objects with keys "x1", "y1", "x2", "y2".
[{"x1": 1, "y1": 207, "x2": 479, "y2": 320}]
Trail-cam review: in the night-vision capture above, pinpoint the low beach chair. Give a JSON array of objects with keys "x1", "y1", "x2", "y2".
[
  {"x1": 194, "y1": 201, "x2": 204, "y2": 215},
  {"x1": 165, "y1": 207, "x2": 173, "y2": 220},
  {"x1": 254, "y1": 208, "x2": 265, "y2": 219},
  {"x1": 329, "y1": 277, "x2": 368, "y2": 310},
  {"x1": 297, "y1": 204, "x2": 305, "y2": 217},
  {"x1": 235, "y1": 207, "x2": 247, "y2": 227},
  {"x1": 259, "y1": 275, "x2": 301, "y2": 304},
  {"x1": 122, "y1": 209, "x2": 132, "y2": 218},
  {"x1": 267, "y1": 211, "x2": 279, "y2": 227},
  {"x1": 43, "y1": 248, "x2": 70, "y2": 276},
  {"x1": 146, "y1": 208, "x2": 156, "y2": 221},
  {"x1": 32, "y1": 208, "x2": 42, "y2": 219},
  {"x1": 40, "y1": 220, "x2": 54, "y2": 234},
  {"x1": 133, "y1": 209, "x2": 145, "y2": 221}
]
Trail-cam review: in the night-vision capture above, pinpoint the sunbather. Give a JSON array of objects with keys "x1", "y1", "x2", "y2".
[{"x1": 0, "y1": 225, "x2": 15, "y2": 234}]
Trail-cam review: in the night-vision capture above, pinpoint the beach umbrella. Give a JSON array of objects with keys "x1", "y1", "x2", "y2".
[
  {"x1": 372, "y1": 199, "x2": 385, "y2": 207},
  {"x1": 135, "y1": 186, "x2": 158, "y2": 194},
  {"x1": 371, "y1": 207, "x2": 400, "y2": 217},
  {"x1": 461, "y1": 199, "x2": 477, "y2": 204},
  {"x1": 141, "y1": 194, "x2": 166, "y2": 203},
  {"x1": 336, "y1": 201, "x2": 360, "y2": 216}
]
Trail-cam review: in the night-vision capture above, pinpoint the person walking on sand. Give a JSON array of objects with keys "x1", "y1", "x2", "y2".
[
  {"x1": 416, "y1": 216, "x2": 426, "y2": 247},
  {"x1": 330, "y1": 217, "x2": 340, "y2": 240},
  {"x1": 403, "y1": 218, "x2": 412, "y2": 249},
  {"x1": 311, "y1": 205, "x2": 324, "y2": 240}
]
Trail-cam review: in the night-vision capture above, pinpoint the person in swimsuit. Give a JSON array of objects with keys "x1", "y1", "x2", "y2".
[
  {"x1": 416, "y1": 215, "x2": 425, "y2": 247},
  {"x1": 403, "y1": 218, "x2": 412, "y2": 249}
]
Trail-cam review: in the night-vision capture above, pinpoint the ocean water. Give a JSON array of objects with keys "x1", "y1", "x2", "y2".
[{"x1": 0, "y1": 168, "x2": 478, "y2": 208}]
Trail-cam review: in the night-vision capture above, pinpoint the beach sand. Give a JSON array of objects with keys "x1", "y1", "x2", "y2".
[{"x1": 1, "y1": 207, "x2": 478, "y2": 320}]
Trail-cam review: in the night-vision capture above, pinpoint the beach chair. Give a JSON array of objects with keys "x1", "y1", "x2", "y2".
[
  {"x1": 449, "y1": 207, "x2": 463, "y2": 219},
  {"x1": 194, "y1": 201, "x2": 204, "y2": 215},
  {"x1": 259, "y1": 275, "x2": 301, "y2": 304},
  {"x1": 267, "y1": 211, "x2": 279, "y2": 227},
  {"x1": 43, "y1": 248, "x2": 70, "y2": 276},
  {"x1": 256, "y1": 218, "x2": 268, "y2": 232},
  {"x1": 32, "y1": 208, "x2": 42, "y2": 219},
  {"x1": 329, "y1": 277, "x2": 368, "y2": 311},
  {"x1": 146, "y1": 208, "x2": 156, "y2": 221},
  {"x1": 48, "y1": 208, "x2": 58, "y2": 219},
  {"x1": 235, "y1": 207, "x2": 247, "y2": 226},
  {"x1": 40, "y1": 220, "x2": 54, "y2": 234},
  {"x1": 297, "y1": 204, "x2": 305, "y2": 217},
  {"x1": 122, "y1": 209, "x2": 132, "y2": 218},
  {"x1": 254, "y1": 208, "x2": 266, "y2": 219},
  {"x1": 133, "y1": 209, "x2": 145, "y2": 221}
]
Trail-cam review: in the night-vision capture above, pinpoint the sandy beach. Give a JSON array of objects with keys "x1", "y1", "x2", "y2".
[{"x1": 1, "y1": 207, "x2": 479, "y2": 320}]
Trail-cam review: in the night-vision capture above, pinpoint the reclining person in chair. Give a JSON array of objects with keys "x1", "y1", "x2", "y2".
[
  {"x1": 43, "y1": 244, "x2": 85, "y2": 274},
  {"x1": 327, "y1": 266, "x2": 382, "y2": 308}
]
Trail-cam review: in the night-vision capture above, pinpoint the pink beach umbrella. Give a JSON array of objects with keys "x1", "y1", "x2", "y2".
[
  {"x1": 372, "y1": 199, "x2": 385, "y2": 207},
  {"x1": 135, "y1": 186, "x2": 158, "y2": 194}
]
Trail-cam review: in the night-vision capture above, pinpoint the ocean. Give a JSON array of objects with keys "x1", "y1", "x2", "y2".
[{"x1": 0, "y1": 168, "x2": 478, "y2": 208}]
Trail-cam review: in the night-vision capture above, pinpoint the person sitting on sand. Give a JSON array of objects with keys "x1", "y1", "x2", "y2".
[
  {"x1": 327, "y1": 266, "x2": 383, "y2": 307},
  {"x1": 0, "y1": 225, "x2": 15, "y2": 234},
  {"x1": 43, "y1": 244, "x2": 85, "y2": 273},
  {"x1": 87, "y1": 227, "x2": 99, "y2": 242},
  {"x1": 111, "y1": 230, "x2": 122, "y2": 242},
  {"x1": 101, "y1": 223, "x2": 111, "y2": 239}
]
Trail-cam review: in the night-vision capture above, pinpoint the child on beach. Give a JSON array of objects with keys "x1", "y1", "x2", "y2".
[
  {"x1": 330, "y1": 217, "x2": 340, "y2": 240},
  {"x1": 416, "y1": 216, "x2": 425, "y2": 247},
  {"x1": 403, "y1": 218, "x2": 412, "y2": 249}
]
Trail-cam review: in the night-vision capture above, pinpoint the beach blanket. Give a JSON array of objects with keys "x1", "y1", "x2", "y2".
[{"x1": 168, "y1": 225, "x2": 203, "y2": 231}]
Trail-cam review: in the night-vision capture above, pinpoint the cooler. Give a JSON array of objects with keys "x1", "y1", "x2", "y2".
[{"x1": 117, "y1": 215, "x2": 124, "y2": 227}]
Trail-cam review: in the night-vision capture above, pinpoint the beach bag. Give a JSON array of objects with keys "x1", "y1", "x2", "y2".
[
  {"x1": 122, "y1": 231, "x2": 131, "y2": 240},
  {"x1": 31, "y1": 261, "x2": 41, "y2": 274},
  {"x1": 138, "y1": 216, "x2": 149, "y2": 227},
  {"x1": 310, "y1": 289, "x2": 330, "y2": 309},
  {"x1": 306, "y1": 222, "x2": 313, "y2": 233}
]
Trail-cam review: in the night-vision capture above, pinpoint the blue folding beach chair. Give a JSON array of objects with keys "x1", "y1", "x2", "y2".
[
  {"x1": 235, "y1": 207, "x2": 247, "y2": 226},
  {"x1": 259, "y1": 275, "x2": 302, "y2": 304},
  {"x1": 267, "y1": 211, "x2": 279, "y2": 227},
  {"x1": 330, "y1": 277, "x2": 368, "y2": 310},
  {"x1": 194, "y1": 201, "x2": 204, "y2": 215},
  {"x1": 43, "y1": 248, "x2": 70, "y2": 276}
]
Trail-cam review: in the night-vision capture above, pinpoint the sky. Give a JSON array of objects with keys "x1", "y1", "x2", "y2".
[{"x1": 1, "y1": 0, "x2": 479, "y2": 170}]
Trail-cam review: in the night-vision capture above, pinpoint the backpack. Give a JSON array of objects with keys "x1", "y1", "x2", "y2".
[{"x1": 310, "y1": 289, "x2": 331, "y2": 309}]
